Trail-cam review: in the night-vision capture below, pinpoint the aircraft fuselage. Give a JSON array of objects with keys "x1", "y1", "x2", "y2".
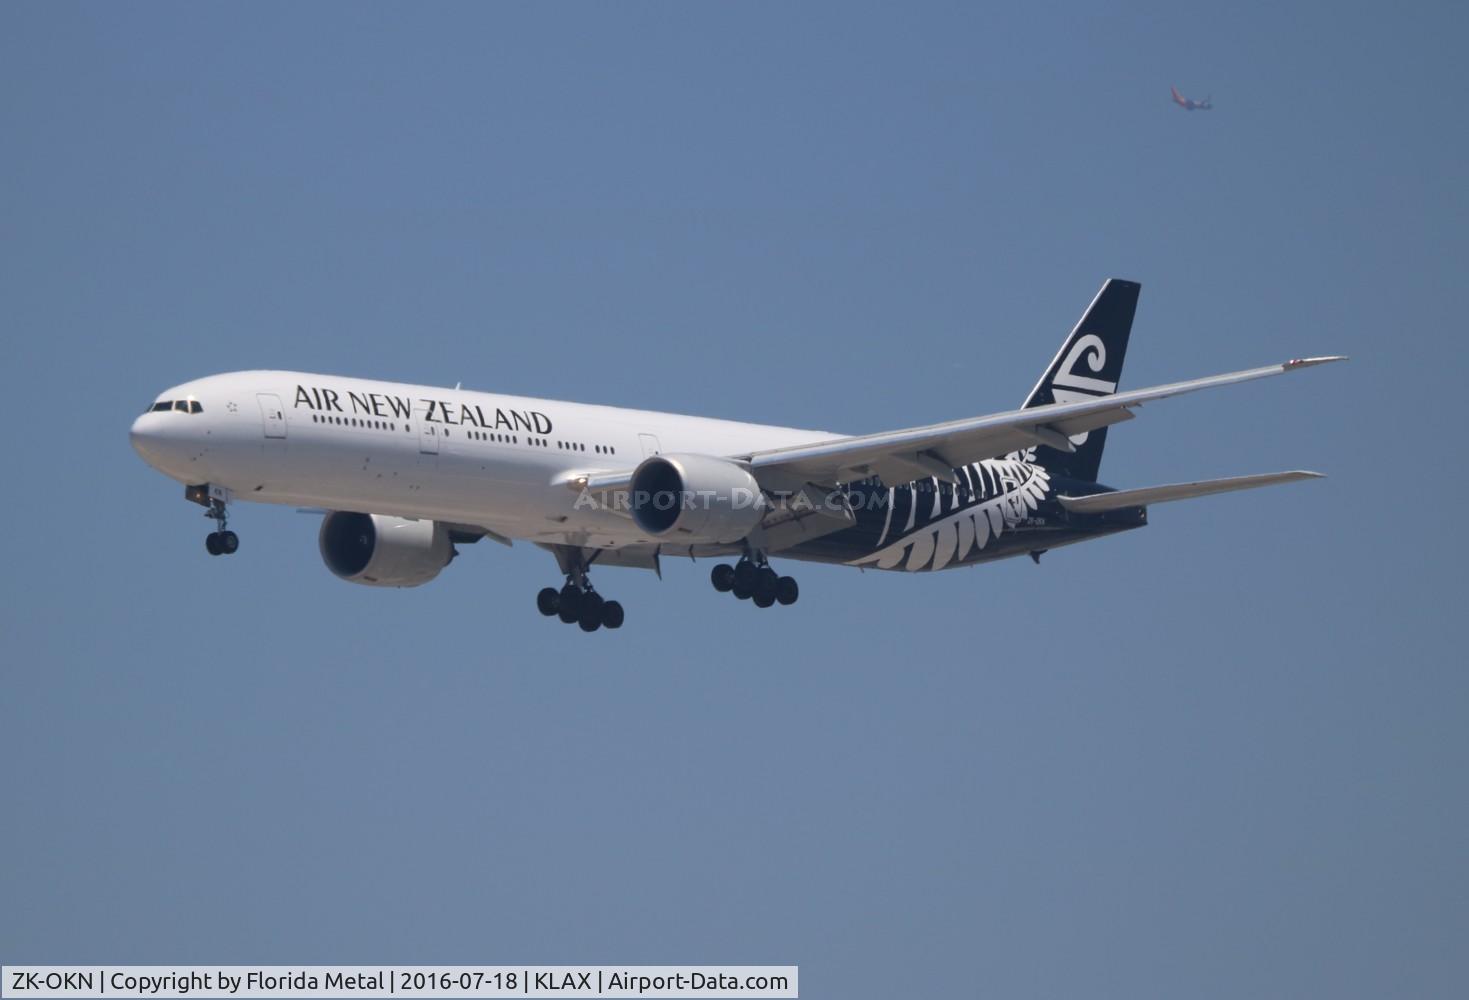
[{"x1": 130, "y1": 370, "x2": 1134, "y2": 574}]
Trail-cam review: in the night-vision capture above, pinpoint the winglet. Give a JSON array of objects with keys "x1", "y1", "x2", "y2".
[{"x1": 1284, "y1": 355, "x2": 1349, "y2": 369}]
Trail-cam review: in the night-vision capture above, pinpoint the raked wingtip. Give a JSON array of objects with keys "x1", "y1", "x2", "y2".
[{"x1": 1284, "y1": 355, "x2": 1349, "y2": 369}]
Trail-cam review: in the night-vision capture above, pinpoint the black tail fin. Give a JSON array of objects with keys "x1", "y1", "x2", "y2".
[{"x1": 1020, "y1": 278, "x2": 1140, "y2": 482}]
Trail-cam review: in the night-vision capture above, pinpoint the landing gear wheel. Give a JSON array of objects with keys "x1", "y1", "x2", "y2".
[
  {"x1": 575, "y1": 591, "x2": 604, "y2": 632},
  {"x1": 601, "y1": 601, "x2": 624, "y2": 629},
  {"x1": 776, "y1": 576, "x2": 799, "y2": 605},
  {"x1": 733, "y1": 561, "x2": 758, "y2": 592},
  {"x1": 775, "y1": 572, "x2": 799, "y2": 604},
  {"x1": 536, "y1": 587, "x2": 561, "y2": 616},
  {"x1": 219, "y1": 530, "x2": 239, "y2": 555},
  {"x1": 557, "y1": 584, "x2": 583, "y2": 624},
  {"x1": 754, "y1": 568, "x2": 778, "y2": 606},
  {"x1": 731, "y1": 582, "x2": 752, "y2": 600},
  {"x1": 711, "y1": 563, "x2": 735, "y2": 592},
  {"x1": 205, "y1": 532, "x2": 222, "y2": 556}
]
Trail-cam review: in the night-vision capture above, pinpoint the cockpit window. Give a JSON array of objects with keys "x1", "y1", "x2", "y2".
[{"x1": 146, "y1": 398, "x2": 204, "y2": 414}]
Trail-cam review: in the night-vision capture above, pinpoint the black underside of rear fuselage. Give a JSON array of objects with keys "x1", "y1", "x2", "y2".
[{"x1": 774, "y1": 463, "x2": 1147, "y2": 572}]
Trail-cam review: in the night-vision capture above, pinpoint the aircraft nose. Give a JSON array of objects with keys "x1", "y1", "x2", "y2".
[
  {"x1": 130, "y1": 412, "x2": 164, "y2": 462},
  {"x1": 130, "y1": 409, "x2": 197, "y2": 476}
]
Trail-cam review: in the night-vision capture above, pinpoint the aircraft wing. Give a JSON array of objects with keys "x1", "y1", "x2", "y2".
[
  {"x1": 737, "y1": 356, "x2": 1345, "y2": 488},
  {"x1": 575, "y1": 356, "x2": 1344, "y2": 494}
]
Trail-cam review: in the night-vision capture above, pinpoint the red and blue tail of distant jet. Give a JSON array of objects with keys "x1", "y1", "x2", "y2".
[{"x1": 1171, "y1": 86, "x2": 1212, "y2": 111}]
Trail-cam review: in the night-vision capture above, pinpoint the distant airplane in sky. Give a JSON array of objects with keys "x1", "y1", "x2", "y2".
[
  {"x1": 1171, "y1": 86, "x2": 1212, "y2": 111},
  {"x1": 130, "y1": 280, "x2": 1340, "y2": 632}
]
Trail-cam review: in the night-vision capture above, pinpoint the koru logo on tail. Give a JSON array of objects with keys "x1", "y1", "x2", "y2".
[
  {"x1": 1050, "y1": 334, "x2": 1116, "y2": 444},
  {"x1": 1053, "y1": 334, "x2": 1117, "y2": 394}
]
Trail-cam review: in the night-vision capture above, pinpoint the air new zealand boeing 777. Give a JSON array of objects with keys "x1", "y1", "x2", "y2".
[{"x1": 130, "y1": 280, "x2": 1342, "y2": 631}]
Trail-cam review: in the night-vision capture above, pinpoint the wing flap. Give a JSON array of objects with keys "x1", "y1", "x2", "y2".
[{"x1": 1058, "y1": 471, "x2": 1324, "y2": 514}]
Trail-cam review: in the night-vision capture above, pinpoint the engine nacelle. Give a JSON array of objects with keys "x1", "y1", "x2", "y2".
[
  {"x1": 629, "y1": 453, "x2": 766, "y2": 544},
  {"x1": 318, "y1": 512, "x2": 454, "y2": 587}
]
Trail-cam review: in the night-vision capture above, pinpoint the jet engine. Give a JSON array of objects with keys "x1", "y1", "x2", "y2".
[
  {"x1": 318, "y1": 512, "x2": 455, "y2": 587},
  {"x1": 629, "y1": 453, "x2": 766, "y2": 544}
]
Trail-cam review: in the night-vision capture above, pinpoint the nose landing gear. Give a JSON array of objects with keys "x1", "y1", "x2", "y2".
[
  {"x1": 710, "y1": 557, "x2": 797, "y2": 608},
  {"x1": 188, "y1": 484, "x2": 239, "y2": 557},
  {"x1": 205, "y1": 528, "x2": 239, "y2": 556}
]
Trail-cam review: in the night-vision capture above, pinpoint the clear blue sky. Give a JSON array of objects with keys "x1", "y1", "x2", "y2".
[{"x1": 2, "y1": 3, "x2": 1464, "y2": 996}]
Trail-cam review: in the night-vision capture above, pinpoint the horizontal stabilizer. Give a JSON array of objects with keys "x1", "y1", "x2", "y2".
[{"x1": 1058, "y1": 471, "x2": 1324, "y2": 514}]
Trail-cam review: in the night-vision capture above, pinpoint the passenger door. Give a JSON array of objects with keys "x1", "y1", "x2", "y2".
[
  {"x1": 418, "y1": 405, "x2": 440, "y2": 458},
  {"x1": 639, "y1": 433, "x2": 661, "y2": 458},
  {"x1": 257, "y1": 393, "x2": 287, "y2": 439}
]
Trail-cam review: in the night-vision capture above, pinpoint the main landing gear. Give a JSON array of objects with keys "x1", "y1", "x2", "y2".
[
  {"x1": 537, "y1": 570, "x2": 625, "y2": 633},
  {"x1": 710, "y1": 557, "x2": 798, "y2": 609}
]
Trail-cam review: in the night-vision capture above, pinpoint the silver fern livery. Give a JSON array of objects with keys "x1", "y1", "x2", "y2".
[{"x1": 851, "y1": 460, "x2": 1051, "y2": 571}]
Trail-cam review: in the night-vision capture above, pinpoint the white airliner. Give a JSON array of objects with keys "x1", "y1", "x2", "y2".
[{"x1": 131, "y1": 279, "x2": 1342, "y2": 631}]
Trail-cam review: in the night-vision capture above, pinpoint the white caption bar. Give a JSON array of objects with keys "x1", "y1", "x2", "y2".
[{"x1": 2, "y1": 968, "x2": 797, "y2": 999}]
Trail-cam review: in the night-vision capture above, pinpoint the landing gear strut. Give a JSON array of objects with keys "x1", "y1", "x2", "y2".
[
  {"x1": 536, "y1": 552, "x2": 623, "y2": 632},
  {"x1": 710, "y1": 555, "x2": 797, "y2": 609}
]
